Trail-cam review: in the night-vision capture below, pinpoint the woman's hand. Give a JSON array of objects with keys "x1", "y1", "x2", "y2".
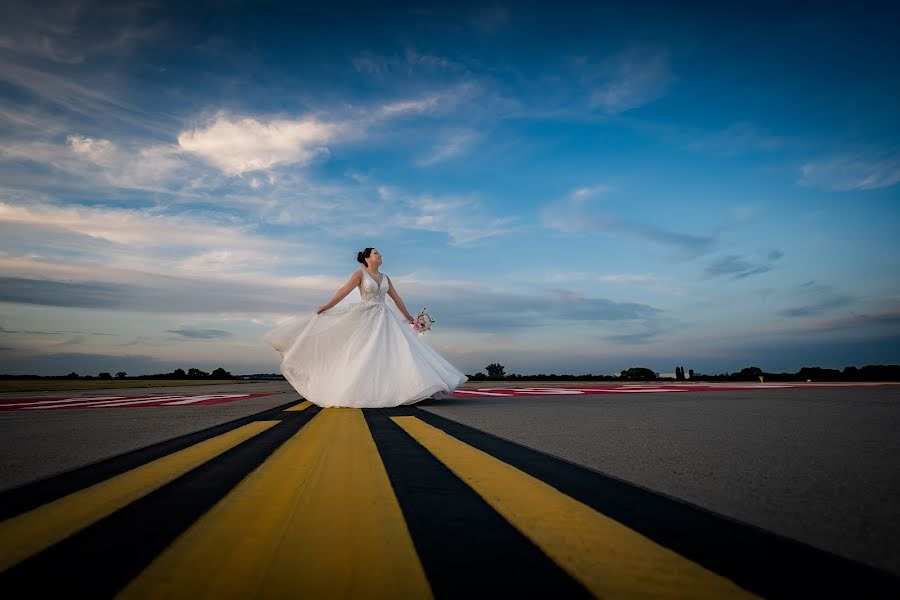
[{"x1": 317, "y1": 305, "x2": 330, "y2": 314}]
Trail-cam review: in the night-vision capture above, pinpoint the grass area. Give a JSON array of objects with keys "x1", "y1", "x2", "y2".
[{"x1": 0, "y1": 379, "x2": 256, "y2": 393}]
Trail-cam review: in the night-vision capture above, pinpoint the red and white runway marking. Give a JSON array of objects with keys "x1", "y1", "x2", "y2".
[
  {"x1": 446, "y1": 382, "x2": 895, "y2": 397},
  {"x1": 0, "y1": 392, "x2": 280, "y2": 411}
]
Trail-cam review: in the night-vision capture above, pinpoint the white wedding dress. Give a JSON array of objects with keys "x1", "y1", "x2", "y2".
[{"x1": 263, "y1": 269, "x2": 468, "y2": 408}]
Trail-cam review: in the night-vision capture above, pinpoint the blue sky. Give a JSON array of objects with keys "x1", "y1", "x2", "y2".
[{"x1": 1, "y1": 0, "x2": 898, "y2": 376}]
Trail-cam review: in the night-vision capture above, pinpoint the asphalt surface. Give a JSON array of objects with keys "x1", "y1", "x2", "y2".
[
  {"x1": 0, "y1": 382, "x2": 292, "y2": 491},
  {"x1": 420, "y1": 385, "x2": 900, "y2": 577},
  {"x1": 1, "y1": 381, "x2": 898, "y2": 594}
]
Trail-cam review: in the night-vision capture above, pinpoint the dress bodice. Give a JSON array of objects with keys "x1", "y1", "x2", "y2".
[{"x1": 358, "y1": 269, "x2": 388, "y2": 302}]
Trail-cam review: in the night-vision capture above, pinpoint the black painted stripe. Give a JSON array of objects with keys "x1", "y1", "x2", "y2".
[
  {"x1": 364, "y1": 408, "x2": 593, "y2": 600},
  {"x1": 0, "y1": 408, "x2": 320, "y2": 597},
  {"x1": 0, "y1": 398, "x2": 300, "y2": 520},
  {"x1": 412, "y1": 409, "x2": 900, "y2": 599}
]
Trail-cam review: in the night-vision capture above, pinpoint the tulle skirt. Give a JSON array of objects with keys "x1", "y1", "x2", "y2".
[{"x1": 263, "y1": 299, "x2": 468, "y2": 408}]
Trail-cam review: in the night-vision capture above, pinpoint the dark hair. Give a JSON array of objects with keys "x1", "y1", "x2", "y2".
[{"x1": 357, "y1": 247, "x2": 374, "y2": 266}]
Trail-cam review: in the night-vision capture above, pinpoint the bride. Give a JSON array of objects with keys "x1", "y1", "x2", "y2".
[{"x1": 263, "y1": 247, "x2": 468, "y2": 408}]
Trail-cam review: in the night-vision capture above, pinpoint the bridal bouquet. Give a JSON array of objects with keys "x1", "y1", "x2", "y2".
[{"x1": 412, "y1": 308, "x2": 435, "y2": 334}]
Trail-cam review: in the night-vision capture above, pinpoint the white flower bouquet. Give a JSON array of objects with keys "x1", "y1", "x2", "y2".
[{"x1": 412, "y1": 308, "x2": 435, "y2": 334}]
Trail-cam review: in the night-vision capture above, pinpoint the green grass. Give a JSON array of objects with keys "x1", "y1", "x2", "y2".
[{"x1": 0, "y1": 379, "x2": 256, "y2": 393}]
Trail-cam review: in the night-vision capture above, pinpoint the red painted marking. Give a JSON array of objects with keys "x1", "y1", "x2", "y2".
[
  {"x1": 0, "y1": 392, "x2": 281, "y2": 411},
  {"x1": 447, "y1": 383, "x2": 900, "y2": 398}
]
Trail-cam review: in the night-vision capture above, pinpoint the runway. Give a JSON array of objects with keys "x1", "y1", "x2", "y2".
[{"x1": 1, "y1": 382, "x2": 898, "y2": 597}]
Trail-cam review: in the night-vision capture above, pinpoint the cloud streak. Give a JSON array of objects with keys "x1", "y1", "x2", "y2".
[
  {"x1": 541, "y1": 185, "x2": 716, "y2": 259},
  {"x1": 704, "y1": 250, "x2": 783, "y2": 280},
  {"x1": 799, "y1": 149, "x2": 900, "y2": 191}
]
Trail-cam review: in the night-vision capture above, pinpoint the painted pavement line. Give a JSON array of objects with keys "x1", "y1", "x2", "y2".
[
  {"x1": 284, "y1": 400, "x2": 313, "y2": 411},
  {"x1": 0, "y1": 420, "x2": 280, "y2": 572},
  {"x1": 116, "y1": 409, "x2": 432, "y2": 600},
  {"x1": 392, "y1": 415, "x2": 759, "y2": 599}
]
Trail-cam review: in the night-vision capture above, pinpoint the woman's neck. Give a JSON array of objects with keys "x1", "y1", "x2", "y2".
[{"x1": 366, "y1": 266, "x2": 380, "y2": 274}]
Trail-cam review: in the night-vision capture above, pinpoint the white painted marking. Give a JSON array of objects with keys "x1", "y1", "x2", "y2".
[
  {"x1": 1, "y1": 396, "x2": 126, "y2": 407},
  {"x1": 505, "y1": 388, "x2": 586, "y2": 395},
  {"x1": 25, "y1": 396, "x2": 183, "y2": 409},
  {"x1": 453, "y1": 390, "x2": 514, "y2": 397},
  {"x1": 162, "y1": 394, "x2": 249, "y2": 405}
]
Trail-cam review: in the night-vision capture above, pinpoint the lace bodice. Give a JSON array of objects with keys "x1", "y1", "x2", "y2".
[{"x1": 358, "y1": 269, "x2": 389, "y2": 302}]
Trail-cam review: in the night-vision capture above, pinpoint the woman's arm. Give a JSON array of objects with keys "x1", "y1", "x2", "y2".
[
  {"x1": 386, "y1": 276, "x2": 415, "y2": 323},
  {"x1": 317, "y1": 270, "x2": 363, "y2": 313}
]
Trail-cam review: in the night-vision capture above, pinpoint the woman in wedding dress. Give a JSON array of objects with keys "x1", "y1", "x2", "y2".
[{"x1": 263, "y1": 247, "x2": 468, "y2": 408}]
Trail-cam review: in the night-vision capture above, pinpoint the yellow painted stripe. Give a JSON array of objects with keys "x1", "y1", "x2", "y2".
[
  {"x1": 0, "y1": 420, "x2": 279, "y2": 571},
  {"x1": 284, "y1": 400, "x2": 312, "y2": 411},
  {"x1": 117, "y1": 408, "x2": 432, "y2": 600},
  {"x1": 392, "y1": 416, "x2": 759, "y2": 599}
]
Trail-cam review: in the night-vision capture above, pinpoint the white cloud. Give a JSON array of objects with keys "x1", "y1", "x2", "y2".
[
  {"x1": 68, "y1": 135, "x2": 116, "y2": 161},
  {"x1": 0, "y1": 200, "x2": 311, "y2": 275},
  {"x1": 177, "y1": 112, "x2": 342, "y2": 176}
]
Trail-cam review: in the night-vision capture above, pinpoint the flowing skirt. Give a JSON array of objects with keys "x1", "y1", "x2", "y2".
[{"x1": 263, "y1": 299, "x2": 468, "y2": 408}]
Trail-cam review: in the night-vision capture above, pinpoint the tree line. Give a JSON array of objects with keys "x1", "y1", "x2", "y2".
[
  {"x1": 0, "y1": 367, "x2": 236, "y2": 380},
  {"x1": 466, "y1": 363, "x2": 900, "y2": 382}
]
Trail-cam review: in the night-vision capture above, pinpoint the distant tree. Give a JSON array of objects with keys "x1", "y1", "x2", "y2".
[
  {"x1": 115, "y1": 371, "x2": 127, "y2": 379},
  {"x1": 675, "y1": 366, "x2": 685, "y2": 380},
  {"x1": 842, "y1": 366, "x2": 859, "y2": 380},
  {"x1": 621, "y1": 367, "x2": 656, "y2": 381},
  {"x1": 737, "y1": 367, "x2": 763, "y2": 381},
  {"x1": 859, "y1": 365, "x2": 900, "y2": 380},
  {"x1": 798, "y1": 366, "x2": 841, "y2": 381},
  {"x1": 187, "y1": 368, "x2": 209, "y2": 378},
  {"x1": 66, "y1": 371, "x2": 79, "y2": 379},
  {"x1": 211, "y1": 367, "x2": 232, "y2": 379},
  {"x1": 688, "y1": 368, "x2": 694, "y2": 379},
  {"x1": 98, "y1": 372, "x2": 112, "y2": 380},
  {"x1": 485, "y1": 363, "x2": 506, "y2": 378},
  {"x1": 173, "y1": 368, "x2": 187, "y2": 378}
]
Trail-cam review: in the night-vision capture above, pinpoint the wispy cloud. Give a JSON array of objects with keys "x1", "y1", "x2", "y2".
[
  {"x1": 415, "y1": 129, "x2": 479, "y2": 166},
  {"x1": 802, "y1": 309, "x2": 900, "y2": 332},
  {"x1": 704, "y1": 250, "x2": 783, "y2": 280},
  {"x1": 541, "y1": 185, "x2": 716, "y2": 259},
  {"x1": 685, "y1": 122, "x2": 788, "y2": 155},
  {"x1": 353, "y1": 48, "x2": 467, "y2": 80},
  {"x1": 166, "y1": 328, "x2": 233, "y2": 339},
  {"x1": 777, "y1": 280, "x2": 854, "y2": 317},
  {"x1": 0, "y1": 325, "x2": 116, "y2": 336},
  {"x1": 378, "y1": 96, "x2": 442, "y2": 117},
  {"x1": 0, "y1": 56, "x2": 175, "y2": 135},
  {"x1": 0, "y1": 0, "x2": 161, "y2": 64},
  {"x1": 391, "y1": 193, "x2": 519, "y2": 245},
  {"x1": 0, "y1": 200, "x2": 307, "y2": 263},
  {"x1": 580, "y1": 45, "x2": 675, "y2": 115},
  {"x1": 799, "y1": 148, "x2": 900, "y2": 191},
  {"x1": 595, "y1": 273, "x2": 683, "y2": 295}
]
